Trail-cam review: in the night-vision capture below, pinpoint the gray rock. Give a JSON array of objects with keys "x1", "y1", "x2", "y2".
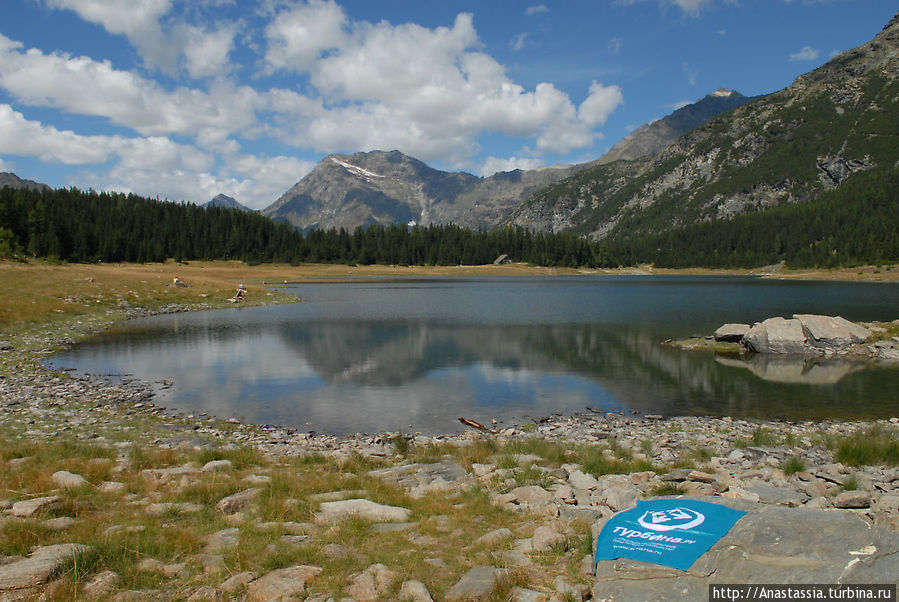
[
  {"x1": 0, "y1": 544, "x2": 90, "y2": 591},
  {"x1": 553, "y1": 576, "x2": 590, "y2": 601},
  {"x1": 216, "y1": 488, "x2": 260, "y2": 514},
  {"x1": 531, "y1": 526, "x2": 567, "y2": 552},
  {"x1": 603, "y1": 485, "x2": 640, "y2": 512},
  {"x1": 11, "y1": 496, "x2": 59, "y2": 518},
  {"x1": 714, "y1": 323, "x2": 750, "y2": 342},
  {"x1": 346, "y1": 563, "x2": 398, "y2": 601},
  {"x1": 368, "y1": 521, "x2": 419, "y2": 533},
  {"x1": 81, "y1": 570, "x2": 120, "y2": 599},
  {"x1": 794, "y1": 314, "x2": 871, "y2": 348},
  {"x1": 51, "y1": 470, "x2": 89, "y2": 490},
  {"x1": 568, "y1": 470, "x2": 600, "y2": 490},
  {"x1": 399, "y1": 579, "x2": 434, "y2": 602},
  {"x1": 245, "y1": 565, "x2": 321, "y2": 602},
  {"x1": 42, "y1": 517, "x2": 75, "y2": 531},
  {"x1": 833, "y1": 491, "x2": 872, "y2": 509},
  {"x1": 742, "y1": 317, "x2": 811, "y2": 354},
  {"x1": 445, "y1": 566, "x2": 508, "y2": 602},
  {"x1": 219, "y1": 571, "x2": 257, "y2": 593},
  {"x1": 508, "y1": 587, "x2": 549, "y2": 602},
  {"x1": 508, "y1": 485, "x2": 556, "y2": 510},
  {"x1": 369, "y1": 460, "x2": 473, "y2": 498},
  {"x1": 474, "y1": 527, "x2": 513, "y2": 548},
  {"x1": 203, "y1": 528, "x2": 240, "y2": 554},
  {"x1": 593, "y1": 499, "x2": 899, "y2": 599},
  {"x1": 187, "y1": 585, "x2": 223, "y2": 601},
  {"x1": 99, "y1": 481, "x2": 126, "y2": 494},
  {"x1": 201, "y1": 460, "x2": 233, "y2": 472},
  {"x1": 745, "y1": 482, "x2": 807, "y2": 507},
  {"x1": 315, "y1": 498, "x2": 412, "y2": 523}
]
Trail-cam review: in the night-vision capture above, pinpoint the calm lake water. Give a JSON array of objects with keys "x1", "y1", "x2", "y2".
[{"x1": 50, "y1": 276, "x2": 899, "y2": 434}]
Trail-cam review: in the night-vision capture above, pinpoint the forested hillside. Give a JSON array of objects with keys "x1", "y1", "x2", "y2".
[{"x1": 0, "y1": 186, "x2": 605, "y2": 267}]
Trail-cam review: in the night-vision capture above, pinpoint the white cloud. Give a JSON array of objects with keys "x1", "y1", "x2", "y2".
[
  {"x1": 0, "y1": 104, "x2": 212, "y2": 170},
  {"x1": 177, "y1": 23, "x2": 237, "y2": 79},
  {"x1": 608, "y1": 37, "x2": 623, "y2": 55},
  {"x1": 789, "y1": 45, "x2": 819, "y2": 62},
  {"x1": 525, "y1": 5, "x2": 549, "y2": 16},
  {"x1": 0, "y1": 35, "x2": 258, "y2": 137},
  {"x1": 682, "y1": 62, "x2": 699, "y2": 85},
  {"x1": 264, "y1": 0, "x2": 348, "y2": 73},
  {"x1": 578, "y1": 81, "x2": 624, "y2": 127},
  {"x1": 510, "y1": 32, "x2": 529, "y2": 51},
  {"x1": 670, "y1": 0, "x2": 712, "y2": 15},
  {"x1": 479, "y1": 156, "x2": 545, "y2": 177},
  {"x1": 44, "y1": 0, "x2": 178, "y2": 72},
  {"x1": 668, "y1": 99, "x2": 692, "y2": 111}
]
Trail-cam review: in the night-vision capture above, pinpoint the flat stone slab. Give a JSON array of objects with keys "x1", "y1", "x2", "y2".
[
  {"x1": 714, "y1": 323, "x2": 750, "y2": 342},
  {"x1": 0, "y1": 544, "x2": 90, "y2": 591},
  {"x1": 368, "y1": 460, "x2": 473, "y2": 497},
  {"x1": 445, "y1": 566, "x2": 509, "y2": 602},
  {"x1": 745, "y1": 482, "x2": 808, "y2": 506},
  {"x1": 314, "y1": 498, "x2": 412, "y2": 523},
  {"x1": 794, "y1": 314, "x2": 871, "y2": 348},
  {"x1": 11, "y1": 496, "x2": 59, "y2": 518},
  {"x1": 246, "y1": 565, "x2": 321, "y2": 602},
  {"x1": 593, "y1": 498, "x2": 899, "y2": 600},
  {"x1": 216, "y1": 488, "x2": 260, "y2": 514}
]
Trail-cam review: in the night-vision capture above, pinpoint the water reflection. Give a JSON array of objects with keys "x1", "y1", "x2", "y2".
[{"x1": 54, "y1": 315, "x2": 899, "y2": 434}]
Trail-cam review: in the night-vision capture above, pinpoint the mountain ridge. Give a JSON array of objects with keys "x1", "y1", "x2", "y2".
[{"x1": 508, "y1": 11, "x2": 899, "y2": 241}]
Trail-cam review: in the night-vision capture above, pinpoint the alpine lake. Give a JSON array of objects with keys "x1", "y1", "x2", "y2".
[{"x1": 49, "y1": 276, "x2": 899, "y2": 435}]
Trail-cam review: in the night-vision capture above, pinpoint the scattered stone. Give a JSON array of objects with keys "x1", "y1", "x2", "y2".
[
  {"x1": 346, "y1": 563, "x2": 398, "y2": 601},
  {"x1": 568, "y1": 470, "x2": 599, "y2": 490},
  {"x1": 475, "y1": 527, "x2": 513, "y2": 548},
  {"x1": 531, "y1": 526, "x2": 567, "y2": 553},
  {"x1": 0, "y1": 544, "x2": 90, "y2": 591},
  {"x1": 603, "y1": 485, "x2": 640, "y2": 512},
  {"x1": 445, "y1": 566, "x2": 508, "y2": 602},
  {"x1": 203, "y1": 528, "x2": 240, "y2": 554},
  {"x1": 508, "y1": 587, "x2": 549, "y2": 602},
  {"x1": 11, "y1": 496, "x2": 60, "y2": 518},
  {"x1": 42, "y1": 517, "x2": 75, "y2": 531},
  {"x1": 745, "y1": 482, "x2": 807, "y2": 507},
  {"x1": 399, "y1": 579, "x2": 434, "y2": 602},
  {"x1": 314, "y1": 498, "x2": 412, "y2": 523},
  {"x1": 245, "y1": 565, "x2": 321, "y2": 602},
  {"x1": 553, "y1": 576, "x2": 589, "y2": 601},
  {"x1": 81, "y1": 570, "x2": 120, "y2": 599},
  {"x1": 201, "y1": 460, "x2": 233, "y2": 472},
  {"x1": 219, "y1": 571, "x2": 257, "y2": 594},
  {"x1": 834, "y1": 491, "x2": 872, "y2": 509},
  {"x1": 51, "y1": 470, "x2": 89, "y2": 490},
  {"x1": 187, "y1": 586, "x2": 223, "y2": 601},
  {"x1": 216, "y1": 488, "x2": 260, "y2": 514},
  {"x1": 99, "y1": 481, "x2": 126, "y2": 494}
]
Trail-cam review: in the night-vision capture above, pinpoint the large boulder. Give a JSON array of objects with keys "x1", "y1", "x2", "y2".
[
  {"x1": 714, "y1": 323, "x2": 750, "y2": 342},
  {"x1": 741, "y1": 318, "x2": 811, "y2": 354},
  {"x1": 592, "y1": 499, "x2": 899, "y2": 600},
  {"x1": 794, "y1": 314, "x2": 871, "y2": 349}
]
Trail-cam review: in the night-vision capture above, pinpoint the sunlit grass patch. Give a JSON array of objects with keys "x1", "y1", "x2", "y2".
[
  {"x1": 832, "y1": 425, "x2": 899, "y2": 467},
  {"x1": 781, "y1": 455, "x2": 806, "y2": 475}
]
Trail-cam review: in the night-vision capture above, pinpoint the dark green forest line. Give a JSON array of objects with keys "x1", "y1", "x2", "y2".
[{"x1": 1, "y1": 166, "x2": 897, "y2": 269}]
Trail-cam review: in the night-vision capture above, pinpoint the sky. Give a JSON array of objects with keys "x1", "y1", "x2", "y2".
[{"x1": 0, "y1": 1, "x2": 895, "y2": 210}]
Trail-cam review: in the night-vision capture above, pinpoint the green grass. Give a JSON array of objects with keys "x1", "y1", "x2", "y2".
[
  {"x1": 734, "y1": 426, "x2": 779, "y2": 448},
  {"x1": 833, "y1": 426, "x2": 899, "y2": 467},
  {"x1": 649, "y1": 482, "x2": 685, "y2": 497},
  {"x1": 781, "y1": 455, "x2": 806, "y2": 476}
]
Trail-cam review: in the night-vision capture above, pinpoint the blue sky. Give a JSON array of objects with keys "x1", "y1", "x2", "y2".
[{"x1": 0, "y1": 0, "x2": 894, "y2": 209}]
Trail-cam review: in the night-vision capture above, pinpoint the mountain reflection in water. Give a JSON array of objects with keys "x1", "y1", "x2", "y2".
[{"x1": 49, "y1": 277, "x2": 899, "y2": 434}]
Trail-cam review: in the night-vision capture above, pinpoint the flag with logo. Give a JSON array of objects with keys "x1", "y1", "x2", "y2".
[{"x1": 594, "y1": 499, "x2": 746, "y2": 571}]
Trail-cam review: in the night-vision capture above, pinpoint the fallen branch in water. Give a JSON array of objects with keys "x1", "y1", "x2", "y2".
[{"x1": 458, "y1": 417, "x2": 496, "y2": 434}]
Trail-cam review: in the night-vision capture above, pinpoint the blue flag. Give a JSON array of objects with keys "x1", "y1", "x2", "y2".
[{"x1": 594, "y1": 499, "x2": 746, "y2": 571}]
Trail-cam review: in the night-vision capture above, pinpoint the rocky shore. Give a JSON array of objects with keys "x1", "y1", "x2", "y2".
[{"x1": 1, "y1": 306, "x2": 898, "y2": 600}]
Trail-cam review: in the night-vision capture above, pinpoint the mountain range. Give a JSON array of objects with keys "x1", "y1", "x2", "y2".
[
  {"x1": 258, "y1": 86, "x2": 756, "y2": 232},
  {"x1": 510, "y1": 12, "x2": 899, "y2": 241}
]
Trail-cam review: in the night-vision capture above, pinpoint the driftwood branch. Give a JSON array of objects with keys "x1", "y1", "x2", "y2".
[{"x1": 458, "y1": 417, "x2": 496, "y2": 434}]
